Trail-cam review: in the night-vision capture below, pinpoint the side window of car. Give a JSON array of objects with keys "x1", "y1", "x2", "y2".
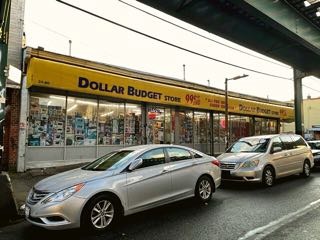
[
  {"x1": 280, "y1": 135, "x2": 293, "y2": 150},
  {"x1": 192, "y1": 152, "x2": 203, "y2": 159},
  {"x1": 271, "y1": 137, "x2": 283, "y2": 151},
  {"x1": 167, "y1": 148, "x2": 193, "y2": 162},
  {"x1": 291, "y1": 135, "x2": 307, "y2": 149},
  {"x1": 138, "y1": 148, "x2": 166, "y2": 169}
]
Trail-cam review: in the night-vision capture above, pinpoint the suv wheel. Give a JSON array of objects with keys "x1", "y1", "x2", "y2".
[
  {"x1": 195, "y1": 176, "x2": 214, "y2": 203},
  {"x1": 301, "y1": 160, "x2": 311, "y2": 178},
  {"x1": 262, "y1": 166, "x2": 275, "y2": 187}
]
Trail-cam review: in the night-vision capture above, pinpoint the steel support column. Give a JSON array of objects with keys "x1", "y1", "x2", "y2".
[{"x1": 293, "y1": 69, "x2": 305, "y2": 136}]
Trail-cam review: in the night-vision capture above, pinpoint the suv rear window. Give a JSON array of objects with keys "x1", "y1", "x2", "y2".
[{"x1": 291, "y1": 135, "x2": 307, "y2": 148}]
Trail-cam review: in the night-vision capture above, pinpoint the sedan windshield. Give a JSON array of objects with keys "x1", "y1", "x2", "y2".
[
  {"x1": 227, "y1": 138, "x2": 270, "y2": 153},
  {"x1": 82, "y1": 150, "x2": 134, "y2": 171}
]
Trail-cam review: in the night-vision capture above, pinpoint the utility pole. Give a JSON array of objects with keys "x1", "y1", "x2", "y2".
[
  {"x1": 225, "y1": 74, "x2": 249, "y2": 149},
  {"x1": 183, "y1": 64, "x2": 186, "y2": 80},
  {"x1": 69, "y1": 40, "x2": 72, "y2": 56}
]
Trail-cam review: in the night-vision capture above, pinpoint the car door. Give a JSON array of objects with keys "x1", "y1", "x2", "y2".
[
  {"x1": 166, "y1": 147, "x2": 198, "y2": 198},
  {"x1": 126, "y1": 148, "x2": 172, "y2": 211},
  {"x1": 291, "y1": 135, "x2": 309, "y2": 172},
  {"x1": 278, "y1": 135, "x2": 296, "y2": 176},
  {"x1": 269, "y1": 136, "x2": 286, "y2": 176}
]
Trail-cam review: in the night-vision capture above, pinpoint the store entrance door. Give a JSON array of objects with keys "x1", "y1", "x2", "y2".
[{"x1": 146, "y1": 106, "x2": 174, "y2": 144}]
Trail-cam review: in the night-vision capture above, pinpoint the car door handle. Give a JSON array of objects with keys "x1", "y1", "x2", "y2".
[{"x1": 162, "y1": 167, "x2": 170, "y2": 173}]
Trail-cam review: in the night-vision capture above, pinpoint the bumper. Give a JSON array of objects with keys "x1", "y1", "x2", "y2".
[
  {"x1": 221, "y1": 168, "x2": 262, "y2": 182},
  {"x1": 25, "y1": 196, "x2": 87, "y2": 230},
  {"x1": 313, "y1": 156, "x2": 320, "y2": 167}
]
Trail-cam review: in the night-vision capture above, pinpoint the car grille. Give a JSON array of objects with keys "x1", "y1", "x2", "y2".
[
  {"x1": 220, "y1": 162, "x2": 237, "y2": 170},
  {"x1": 27, "y1": 188, "x2": 51, "y2": 205}
]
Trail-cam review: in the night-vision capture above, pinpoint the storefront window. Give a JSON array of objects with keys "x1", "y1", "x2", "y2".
[
  {"x1": 261, "y1": 118, "x2": 269, "y2": 135},
  {"x1": 194, "y1": 111, "x2": 209, "y2": 153},
  {"x1": 269, "y1": 119, "x2": 277, "y2": 134},
  {"x1": 194, "y1": 112, "x2": 208, "y2": 144},
  {"x1": 229, "y1": 115, "x2": 250, "y2": 143},
  {"x1": 213, "y1": 113, "x2": 226, "y2": 154},
  {"x1": 66, "y1": 97, "x2": 97, "y2": 146},
  {"x1": 178, "y1": 110, "x2": 193, "y2": 144},
  {"x1": 164, "y1": 108, "x2": 174, "y2": 144},
  {"x1": 125, "y1": 103, "x2": 142, "y2": 145},
  {"x1": 98, "y1": 101, "x2": 124, "y2": 145},
  {"x1": 28, "y1": 94, "x2": 66, "y2": 146},
  {"x1": 254, "y1": 117, "x2": 262, "y2": 135},
  {"x1": 147, "y1": 106, "x2": 164, "y2": 144}
]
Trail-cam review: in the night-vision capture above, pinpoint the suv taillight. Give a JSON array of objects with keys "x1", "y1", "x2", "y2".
[{"x1": 211, "y1": 159, "x2": 220, "y2": 167}]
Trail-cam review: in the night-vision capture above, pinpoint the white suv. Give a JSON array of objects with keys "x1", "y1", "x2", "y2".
[{"x1": 217, "y1": 134, "x2": 314, "y2": 187}]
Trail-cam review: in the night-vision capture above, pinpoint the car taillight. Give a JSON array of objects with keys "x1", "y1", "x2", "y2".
[{"x1": 211, "y1": 159, "x2": 220, "y2": 167}]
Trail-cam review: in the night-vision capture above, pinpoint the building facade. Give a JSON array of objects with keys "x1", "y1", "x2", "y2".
[
  {"x1": 304, "y1": 97, "x2": 320, "y2": 140},
  {"x1": 13, "y1": 48, "x2": 294, "y2": 171}
]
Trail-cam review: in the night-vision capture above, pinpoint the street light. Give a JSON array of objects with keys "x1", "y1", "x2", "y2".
[{"x1": 225, "y1": 74, "x2": 249, "y2": 149}]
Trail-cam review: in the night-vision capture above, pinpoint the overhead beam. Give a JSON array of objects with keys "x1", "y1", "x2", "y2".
[{"x1": 136, "y1": 0, "x2": 320, "y2": 77}]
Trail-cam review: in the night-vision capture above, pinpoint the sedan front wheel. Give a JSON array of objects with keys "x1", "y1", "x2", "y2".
[{"x1": 81, "y1": 194, "x2": 120, "y2": 231}]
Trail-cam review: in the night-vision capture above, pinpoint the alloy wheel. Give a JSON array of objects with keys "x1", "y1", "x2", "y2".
[
  {"x1": 264, "y1": 169, "x2": 274, "y2": 186},
  {"x1": 199, "y1": 179, "x2": 212, "y2": 200},
  {"x1": 304, "y1": 162, "x2": 311, "y2": 177},
  {"x1": 90, "y1": 200, "x2": 114, "y2": 229}
]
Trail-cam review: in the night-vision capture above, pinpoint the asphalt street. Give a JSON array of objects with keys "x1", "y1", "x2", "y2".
[{"x1": 1, "y1": 170, "x2": 320, "y2": 240}]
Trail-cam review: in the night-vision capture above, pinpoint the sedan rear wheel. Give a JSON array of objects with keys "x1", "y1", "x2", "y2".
[{"x1": 195, "y1": 176, "x2": 214, "y2": 203}]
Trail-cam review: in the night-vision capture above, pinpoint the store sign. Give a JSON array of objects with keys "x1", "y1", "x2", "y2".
[{"x1": 27, "y1": 58, "x2": 294, "y2": 120}]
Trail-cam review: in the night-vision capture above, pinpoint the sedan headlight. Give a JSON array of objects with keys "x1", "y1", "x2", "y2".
[
  {"x1": 241, "y1": 160, "x2": 259, "y2": 168},
  {"x1": 41, "y1": 183, "x2": 84, "y2": 204}
]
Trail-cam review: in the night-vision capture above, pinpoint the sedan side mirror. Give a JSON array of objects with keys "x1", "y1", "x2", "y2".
[
  {"x1": 271, "y1": 146, "x2": 282, "y2": 154},
  {"x1": 129, "y1": 158, "x2": 143, "y2": 171}
]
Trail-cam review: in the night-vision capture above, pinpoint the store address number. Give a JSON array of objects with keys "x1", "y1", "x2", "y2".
[{"x1": 38, "y1": 80, "x2": 50, "y2": 85}]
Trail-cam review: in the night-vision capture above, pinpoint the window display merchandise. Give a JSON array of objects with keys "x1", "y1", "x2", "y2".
[
  {"x1": 66, "y1": 98, "x2": 97, "y2": 146},
  {"x1": 28, "y1": 95, "x2": 65, "y2": 146}
]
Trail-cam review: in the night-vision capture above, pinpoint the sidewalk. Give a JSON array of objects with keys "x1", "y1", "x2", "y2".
[{"x1": 8, "y1": 163, "x2": 85, "y2": 214}]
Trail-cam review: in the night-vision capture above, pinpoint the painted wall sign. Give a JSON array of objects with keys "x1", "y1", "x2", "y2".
[{"x1": 27, "y1": 58, "x2": 294, "y2": 120}]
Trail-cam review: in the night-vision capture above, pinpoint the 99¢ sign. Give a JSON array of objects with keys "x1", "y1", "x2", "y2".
[{"x1": 185, "y1": 94, "x2": 200, "y2": 106}]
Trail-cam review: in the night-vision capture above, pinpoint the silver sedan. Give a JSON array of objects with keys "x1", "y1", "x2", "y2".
[{"x1": 25, "y1": 145, "x2": 221, "y2": 231}]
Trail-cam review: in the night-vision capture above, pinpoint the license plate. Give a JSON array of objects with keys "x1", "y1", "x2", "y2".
[
  {"x1": 25, "y1": 206, "x2": 30, "y2": 218},
  {"x1": 221, "y1": 170, "x2": 231, "y2": 178}
]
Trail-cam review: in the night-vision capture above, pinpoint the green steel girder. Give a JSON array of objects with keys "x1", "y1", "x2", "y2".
[{"x1": 136, "y1": 0, "x2": 320, "y2": 77}]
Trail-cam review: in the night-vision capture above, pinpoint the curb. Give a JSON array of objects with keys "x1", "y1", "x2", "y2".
[{"x1": 0, "y1": 172, "x2": 19, "y2": 226}]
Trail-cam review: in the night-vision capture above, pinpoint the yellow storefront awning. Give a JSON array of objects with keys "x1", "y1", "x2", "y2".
[{"x1": 27, "y1": 57, "x2": 294, "y2": 120}]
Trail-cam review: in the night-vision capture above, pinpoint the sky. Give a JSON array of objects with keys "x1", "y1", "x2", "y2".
[{"x1": 23, "y1": 0, "x2": 320, "y2": 102}]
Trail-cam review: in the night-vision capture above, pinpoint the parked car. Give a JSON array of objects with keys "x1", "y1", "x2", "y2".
[
  {"x1": 217, "y1": 134, "x2": 314, "y2": 187},
  {"x1": 25, "y1": 145, "x2": 221, "y2": 231},
  {"x1": 307, "y1": 140, "x2": 320, "y2": 167}
]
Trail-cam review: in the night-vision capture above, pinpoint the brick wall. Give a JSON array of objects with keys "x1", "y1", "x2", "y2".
[
  {"x1": 3, "y1": 88, "x2": 21, "y2": 171},
  {"x1": 8, "y1": 0, "x2": 25, "y2": 69}
]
